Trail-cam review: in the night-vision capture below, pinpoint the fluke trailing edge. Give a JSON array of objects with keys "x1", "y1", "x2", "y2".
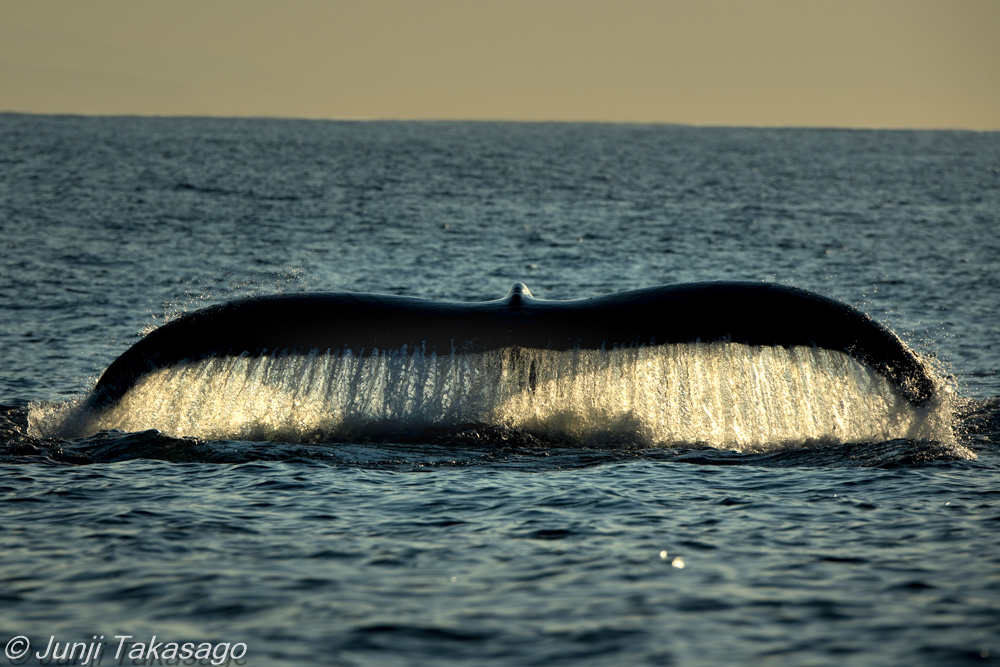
[{"x1": 90, "y1": 281, "x2": 936, "y2": 409}]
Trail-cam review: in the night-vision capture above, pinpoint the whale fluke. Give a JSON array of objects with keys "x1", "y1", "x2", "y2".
[{"x1": 89, "y1": 282, "x2": 935, "y2": 411}]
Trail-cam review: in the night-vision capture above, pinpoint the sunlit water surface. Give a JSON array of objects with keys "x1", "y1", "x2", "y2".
[{"x1": 2, "y1": 115, "x2": 999, "y2": 665}]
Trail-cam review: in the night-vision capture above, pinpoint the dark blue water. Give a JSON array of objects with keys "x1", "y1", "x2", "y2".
[{"x1": 2, "y1": 114, "x2": 999, "y2": 665}]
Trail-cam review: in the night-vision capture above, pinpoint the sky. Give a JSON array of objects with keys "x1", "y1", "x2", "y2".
[{"x1": 1, "y1": 0, "x2": 998, "y2": 129}]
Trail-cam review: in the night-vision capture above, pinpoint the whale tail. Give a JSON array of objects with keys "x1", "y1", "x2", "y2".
[
  {"x1": 90, "y1": 281, "x2": 936, "y2": 409},
  {"x1": 46, "y1": 281, "x2": 947, "y2": 448}
]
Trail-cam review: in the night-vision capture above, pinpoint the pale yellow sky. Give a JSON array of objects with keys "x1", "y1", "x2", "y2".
[{"x1": 1, "y1": 0, "x2": 998, "y2": 129}]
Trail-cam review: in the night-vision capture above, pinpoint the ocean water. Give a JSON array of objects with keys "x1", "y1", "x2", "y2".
[{"x1": 1, "y1": 114, "x2": 999, "y2": 665}]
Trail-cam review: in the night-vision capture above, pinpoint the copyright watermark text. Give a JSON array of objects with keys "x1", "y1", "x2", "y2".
[{"x1": 5, "y1": 635, "x2": 247, "y2": 666}]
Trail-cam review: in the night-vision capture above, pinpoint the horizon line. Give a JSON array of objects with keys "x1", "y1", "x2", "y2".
[{"x1": 3, "y1": 109, "x2": 997, "y2": 133}]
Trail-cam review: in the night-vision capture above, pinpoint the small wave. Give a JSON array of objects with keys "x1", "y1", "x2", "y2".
[{"x1": 174, "y1": 180, "x2": 299, "y2": 201}]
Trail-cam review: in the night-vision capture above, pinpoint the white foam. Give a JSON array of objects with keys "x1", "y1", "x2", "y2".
[{"x1": 28, "y1": 343, "x2": 957, "y2": 451}]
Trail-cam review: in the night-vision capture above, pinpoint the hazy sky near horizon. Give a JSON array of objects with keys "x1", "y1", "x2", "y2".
[{"x1": 2, "y1": 0, "x2": 998, "y2": 129}]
